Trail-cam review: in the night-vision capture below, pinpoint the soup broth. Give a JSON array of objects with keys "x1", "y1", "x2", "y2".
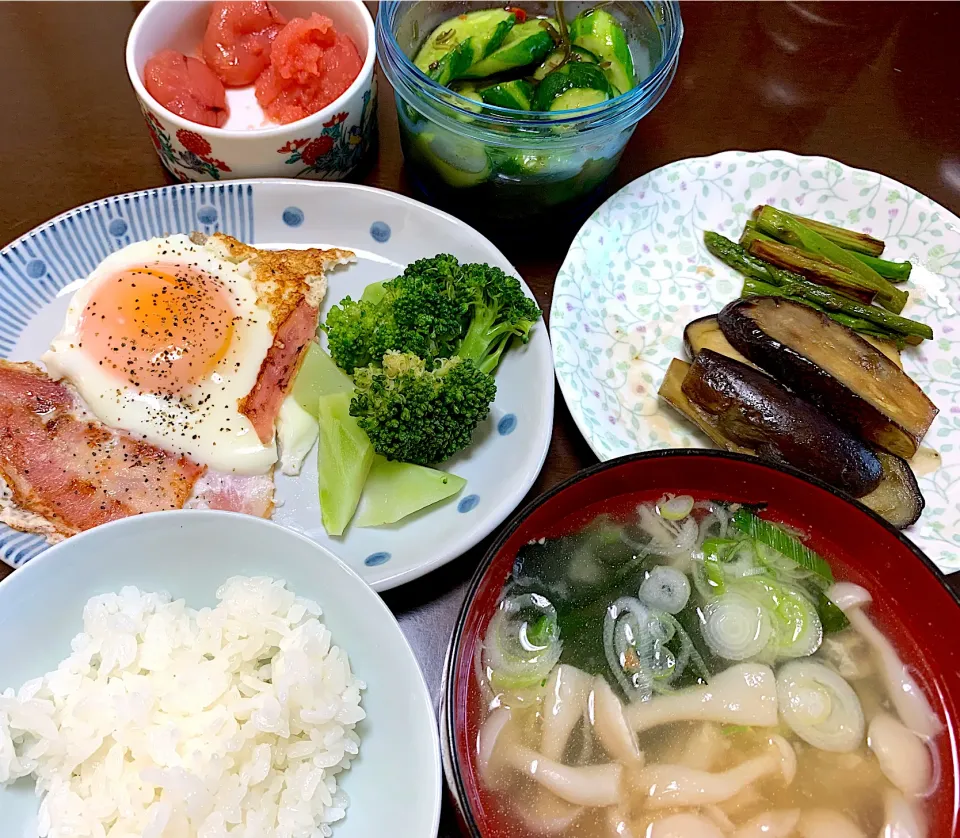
[{"x1": 473, "y1": 498, "x2": 942, "y2": 837}]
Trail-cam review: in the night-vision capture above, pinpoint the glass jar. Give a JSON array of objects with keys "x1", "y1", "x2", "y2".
[{"x1": 377, "y1": 1, "x2": 683, "y2": 237}]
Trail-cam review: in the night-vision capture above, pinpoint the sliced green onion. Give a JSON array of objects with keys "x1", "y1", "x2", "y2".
[
  {"x1": 604, "y1": 597, "x2": 655, "y2": 701},
  {"x1": 736, "y1": 578, "x2": 822, "y2": 659},
  {"x1": 639, "y1": 566, "x2": 691, "y2": 614},
  {"x1": 661, "y1": 613, "x2": 711, "y2": 685},
  {"x1": 603, "y1": 598, "x2": 692, "y2": 700},
  {"x1": 720, "y1": 540, "x2": 767, "y2": 580},
  {"x1": 702, "y1": 537, "x2": 739, "y2": 560},
  {"x1": 732, "y1": 508, "x2": 834, "y2": 586},
  {"x1": 776, "y1": 661, "x2": 865, "y2": 752},
  {"x1": 702, "y1": 591, "x2": 773, "y2": 661},
  {"x1": 483, "y1": 593, "x2": 562, "y2": 690},
  {"x1": 657, "y1": 494, "x2": 695, "y2": 521}
]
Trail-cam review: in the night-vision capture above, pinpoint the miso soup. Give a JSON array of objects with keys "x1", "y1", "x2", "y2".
[{"x1": 473, "y1": 497, "x2": 943, "y2": 836}]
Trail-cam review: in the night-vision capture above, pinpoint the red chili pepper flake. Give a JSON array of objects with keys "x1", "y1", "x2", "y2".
[{"x1": 506, "y1": 6, "x2": 527, "y2": 22}]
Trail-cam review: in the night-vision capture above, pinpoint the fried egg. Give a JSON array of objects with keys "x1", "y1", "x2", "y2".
[{"x1": 42, "y1": 234, "x2": 350, "y2": 475}]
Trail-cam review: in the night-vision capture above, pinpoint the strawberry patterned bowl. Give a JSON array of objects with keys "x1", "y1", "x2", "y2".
[{"x1": 125, "y1": 0, "x2": 377, "y2": 182}]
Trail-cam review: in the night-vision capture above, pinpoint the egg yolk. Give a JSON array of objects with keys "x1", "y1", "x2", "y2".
[{"x1": 79, "y1": 264, "x2": 236, "y2": 394}]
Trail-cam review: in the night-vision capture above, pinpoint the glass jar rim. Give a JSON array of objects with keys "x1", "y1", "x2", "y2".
[{"x1": 376, "y1": 0, "x2": 684, "y2": 130}]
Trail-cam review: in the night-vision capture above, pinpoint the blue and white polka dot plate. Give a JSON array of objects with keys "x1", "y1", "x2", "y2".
[{"x1": 0, "y1": 180, "x2": 554, "y2": 591}]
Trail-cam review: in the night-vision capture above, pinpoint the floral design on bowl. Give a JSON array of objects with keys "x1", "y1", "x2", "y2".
[
  {"x1": 277, "y1": 88, "x2": 377, "y2": 179},
  {"x1": 141, "y1": 110, "x2": 233, "y2": 181}
]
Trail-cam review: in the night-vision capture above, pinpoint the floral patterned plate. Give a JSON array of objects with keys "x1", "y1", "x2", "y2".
[
  {"x1": 552, "y1": 150, "x2": 960, "y2": 570},
  {"x1": 0, "y1": 180, "x2": 553, "y2": 590}
]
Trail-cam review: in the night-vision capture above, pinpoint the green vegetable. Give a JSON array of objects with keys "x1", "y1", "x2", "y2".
[
  {"x1": 534, "y1": 61, "x2": 611, "y2": 111},
  {"x1": 292, "y1": 342, "x2": 353, "y2": 418},
  {"x1": 739, "y1": 277, "x2": 927, "y2": 345},
  {"x1": 753, "y1": 205, "x2": 908, "y2": 313},
  {"x1": 353, "y1": 455, "x2": 466, "y2": 527},
  {"x1": 532, "y1": 45, "x2": 600, "y2": 80},
  {"x1": 463, "y1": 18, "x2": 556, "y2": 78},
  {"x1": 410, "y1": 130, "x2": 492, "y2": 188},
  {"x1": 704, "y1": 232, "x2": 931, "y2": 342},
  {"x1": 736, "y1": 577, "x2": 823, "y2": 659},
  {"x1": 350, "y1": 352, "x2": 496, "y2": 465},
  {"x1": 742, "y1": 234, "x2": 880, "y2": 305},
  {"x1": 732, "y1": 507, "x2": 834, "y2": 586},
  {"x1": 816, "y1": 588, "x2": 851, "y2": 633},
  {"x1": 701, "y1": 590, "x2": 773, "y2": 661},
  {"x1": 771, "y1": 207, "x2": 885, "y2": 257},
  {"x1": 414, "y1": 9, "x2": 516, "y2": 85},
  {"x1": 360, "y1": 280, "x2": 388, "y2": 305},
  {"x1": 849, "y1": 250, "x2": 912, "y2": 283},
  {"x1": 322, "y1": 254, "x2": 468, "y2": 374},
  {"x1": 483, "y1": 592, "x2": 562, "y2": 690},
  {"x1": 480, "y1": 79, "x2": 535, "y2": 110},
  {"x1": 568, "y1": 8, "x2": 635, "y2": 94},
  {"x1": 456, "y1": 261, "x2": 544, "y2": 375},
  {"x1": 549, "y1": 88, "x2": 609, "y2": 111},
  {"x1": 447, "y1": 82, "x2": 485, "y2": 116},
  {"x1": 316, "y1": 392, "x2": 374, "y2": 536},
  {"x1": 721, "y1": 724, "x2": 751, "y2": 736}
]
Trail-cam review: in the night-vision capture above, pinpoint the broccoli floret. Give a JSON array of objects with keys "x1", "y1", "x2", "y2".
[
  {"x1": 321, "y1": 255, "x2": 466, "y2": 374},
  {"x1": 322, "y1": 296, "x2": 380, "y2": 374},
  {"x1": 455, "y1": 262, "x2": 543, "y2": 375},
  {"x1": 350, "y1": 351, "x2": 497, "y2": 465}
]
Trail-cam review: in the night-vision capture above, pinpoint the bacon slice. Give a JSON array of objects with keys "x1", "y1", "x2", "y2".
[
  {"x1": 240, "y1": 298, "x2": 320, "y2": 443},
  {"x1": 185, "y1": 470, "x2": 275, "y2": 518},
  {"x1": 0, "y1": 361, "x2": 205, "y2": 538}
]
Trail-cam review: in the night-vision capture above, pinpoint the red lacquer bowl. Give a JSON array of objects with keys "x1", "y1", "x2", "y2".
[{"x1": 441, "y1": 450, "x2": 960, "y2": 837}]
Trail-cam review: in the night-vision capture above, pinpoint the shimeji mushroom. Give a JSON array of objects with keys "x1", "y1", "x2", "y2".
[
  {"x1": 828, "y1": 583, "x2": 941, "y2": 740},
  {"x1": 476, "y1": 706, "x2": 513, "y2": 790},
  {"x1": 645, "y1": 813, "x2": 726, "y2": 838},
  {"x1": 516, "y1": 790, "x2": 582, "y2": 836},
  {"x1": 625, "y1": 664, "x2": 778, "y2": 734},
  {"x1": 868, "y1": 713, "x2": 933, "y2": 798},
  {"x1": 541, "y1": 665, "x2": 593, "y2": 761},
  {"x1": 589, "y1": 676, "x2": 643, "y2": 766},
  {"x1": 732, "y1": 809, "x2": 801, "y2": 838},
  {"x1": 635, "y1": 737, "x2": 794, "y2": 810},
  {"x1": 502, "y1": 745, "x2": 622, "y2": 808},
  {"x1": 797, "y1": 809, "x2": 866, "y2": 838},
  {"x1": 477, "y1": 703, "x2": 622, "y2": 809},
  {"x1": 879, "y1": 790, "x2": 927, "y2": 838}
]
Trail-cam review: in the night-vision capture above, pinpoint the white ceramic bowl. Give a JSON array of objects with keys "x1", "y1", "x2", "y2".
[
  {"x1": 0, "y1": 511, "x2": 441, "y2": 837},
  {"x1": 126, "y1": 0, "x2": 377, "y2": 182}
]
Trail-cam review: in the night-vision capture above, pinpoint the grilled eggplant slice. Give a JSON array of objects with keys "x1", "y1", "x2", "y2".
[
  {"x1": 718, "y1": 298, "x2": 938, "y2": 458},
  {"x1": 680, "y1": 349, "x2": 883, "y2": 497},
  {"x1": 859, "y1": 452, "x2": 924, "y2": 529},
  {"x1": 683, "y1": 315, "x2": 753, "y2": 365},
  {"x1": 658, "y1": 358, "x2": 754, "y2": 453}
]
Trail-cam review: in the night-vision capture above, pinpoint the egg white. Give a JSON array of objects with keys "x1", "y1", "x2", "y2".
[{"x1": 42, "y1": 235, "x2": 278, "y2": 475}]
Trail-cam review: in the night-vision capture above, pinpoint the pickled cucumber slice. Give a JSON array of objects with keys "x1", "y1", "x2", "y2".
[
  {"x1": 532, "y1": 45, "x2": 599, "y2": 81},
  {"x1": 464, "y1": 18, "x2": 557, "y2": 78},
  {"x1": 569, "y1": 8, "x2": 636, "y2": 94},
  {"x1": 411, "y1": 130, "x2": 492, "y2": 187},
  {"x1": 534, "y1": 62, "x2": 612, "y2": 111},
  {"x1": 480, "y1": 79, "x2": 535, "y2": 110},
  {"x1": 549, "y1": 88, "x2": 609, "y2": 111},
  {"x1": 414, "y1": 9, "x2": 516, "y2": 85}
]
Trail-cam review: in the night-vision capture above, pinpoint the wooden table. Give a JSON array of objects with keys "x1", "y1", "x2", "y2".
[{"x1": 1, "y1": 2, "x2": 959, "y2": 833}]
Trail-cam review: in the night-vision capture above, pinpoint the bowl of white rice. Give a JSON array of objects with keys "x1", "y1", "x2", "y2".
[{"x1": 0, "y1": 510, "x2": 441, "y2": 838}]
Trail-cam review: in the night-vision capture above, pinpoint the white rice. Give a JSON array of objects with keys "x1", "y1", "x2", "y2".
[{"x1": 0, "y1": 577, "x2": 365, "y2": 838}]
